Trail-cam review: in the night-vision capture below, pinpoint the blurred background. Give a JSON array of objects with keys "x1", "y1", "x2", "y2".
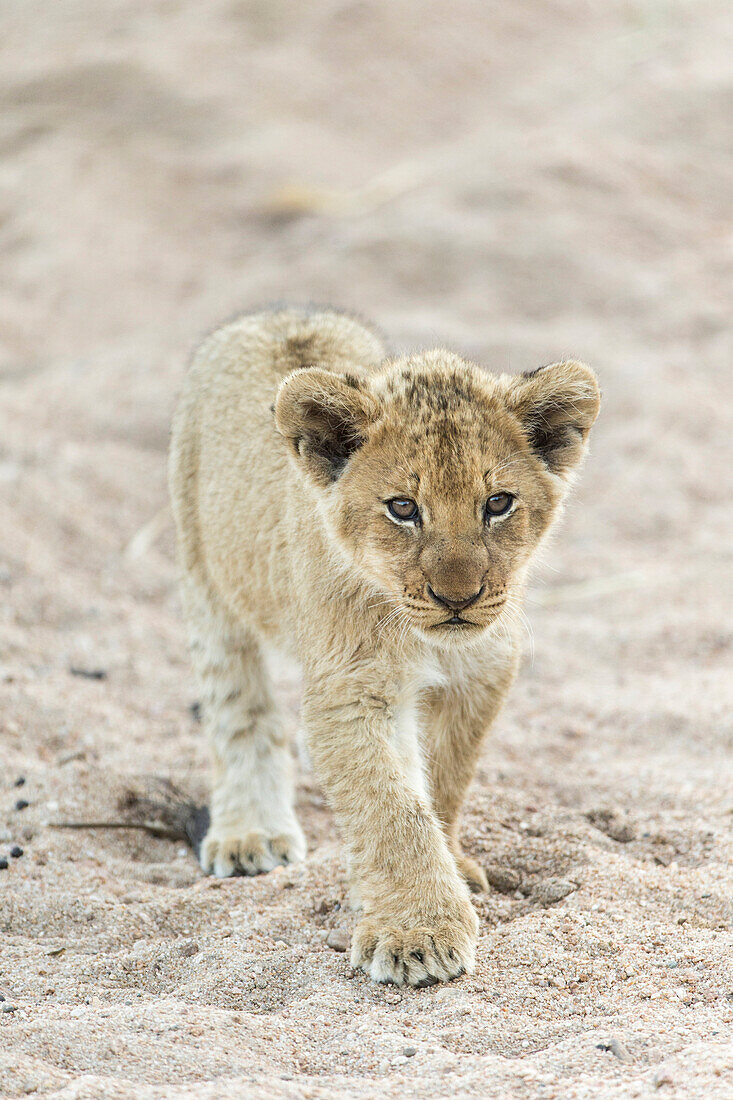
[
  {"x1": 2, "y1": 1, "x2": 732, "y2": 555},
  {"x1": 2, "y1": 0, "x2": 731, "y2": 702},
  {"x1": 1, "y1": 2, "x2": 732, "y2": 1095}
]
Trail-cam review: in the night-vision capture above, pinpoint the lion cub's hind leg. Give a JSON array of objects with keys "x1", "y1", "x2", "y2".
[{"x1": 183, "y1": 579, "x2": 306, "y2": 877}]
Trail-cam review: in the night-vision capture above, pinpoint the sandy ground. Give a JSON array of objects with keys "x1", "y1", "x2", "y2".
[{"x1": 1, "y1": 1, "x2": 732, "y2": 1096}]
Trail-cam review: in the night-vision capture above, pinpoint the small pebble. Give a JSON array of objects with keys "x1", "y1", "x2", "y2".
[
  {"x1": 10, "y1": 846, "x2": 23, "y2": 859},
  {"x1": 179, "y1": 941, "x2": 199, "y2": 958},
  {"x1": 326, "y1": 928, "x2": 350, "y2": 953},
  {"x1": 484, "y1": 865, "x2": 522, "y2": 894},
  {"x1": 586, "y1": 810, "x2": 636, "y2": 843},
  {"x1": 13, "y1": 777, "x2": 25, "y2": 788},
  {"x1": 14, "y1": 800, "x2": 29, "y2": 812},
  {"x1": 403, "y1": 1047, "x2": 417, "y2": 1057},
  {"x1": 1, "y1": 1004, "x2": 17, "y2": 1013},
  {"x1": 534, "y1": 879, "x2": 578, "y2": 905},
  {"x1": 609, "y1": 824, "x2": 636, "y2": 844},
  {"x1": 0, "y1": 859, "x2": 8, "y2": 870},
  {"x1": 69, "y1": 666, "x2": 107, "y2": 680},
  {"x1": 597, "y1": 1037, "x2": 635, "y2": 1064}
]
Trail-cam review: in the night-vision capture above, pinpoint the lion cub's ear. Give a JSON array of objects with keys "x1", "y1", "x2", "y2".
[
  {"x1": 274, "y1": 367, "x2": 380, "y2": 486},
  {"x1": 505, "y1": 360, "x2": 600, "y2": 478}
]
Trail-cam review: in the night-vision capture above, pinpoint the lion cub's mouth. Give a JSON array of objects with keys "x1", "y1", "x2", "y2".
[
  {"x1": 430, "y1": 596, "x2": 507, "y2": 632},
  {"x1": 437, "y1": 614, "x2": 476, "y2": 627},
  {"x1": 432, "y1": 615, "x2": 482, "y2": 631}
]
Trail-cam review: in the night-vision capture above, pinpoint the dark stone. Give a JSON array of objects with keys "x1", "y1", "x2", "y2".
[
  {"x1": 326, "y1": 928, "x2": 350, "y2": 952},
  {"x1": 484, "y1": 865, "x2": 522, "y2": 894},
  {"x1": 10, "y1": 846, "x2": 23, "y2": 859},
  {"x1": 597, "y1": 1038, "x2": 635, "y2": 1064},
  {"x1": 185, "y1": 804, "x2": 210, "y2": 854}
]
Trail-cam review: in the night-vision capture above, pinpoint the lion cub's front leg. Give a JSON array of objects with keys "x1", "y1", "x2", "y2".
[
  {"x1": 185, "y1": 582, "x2": 306, "y2": 877},
  {"x1": 425, "y1": 655, "x2": 518, "y2": 894},
  {"x1": 303, "y1": 675, "x2": 478, "y2": 987}
]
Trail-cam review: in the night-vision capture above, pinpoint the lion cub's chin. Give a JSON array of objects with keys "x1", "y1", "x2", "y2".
[
  {"x1": 405, "y1": 605, "x2": 510, "y2": 650},
  {"x1": 417, "y1": 618, "x2": 497, "y2": 650}
]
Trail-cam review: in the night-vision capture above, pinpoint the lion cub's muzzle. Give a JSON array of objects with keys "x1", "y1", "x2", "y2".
[
  {"x1": 421, "y1": 587, "x2": 508, "y2": 636},
  {"x1": 426, "y1": 583, "x2": 485, "y2": 613}
]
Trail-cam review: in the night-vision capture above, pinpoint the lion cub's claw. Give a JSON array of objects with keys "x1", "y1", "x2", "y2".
[
  {"x1": 200, "y1": 825, "x2": 306, "y2": 878},
  {"x1": 351, "y1": 914, "x2": 477, "y2": 987},
  {"x1": 455, "y1": 853, "x2": 489, "y2": 894}
]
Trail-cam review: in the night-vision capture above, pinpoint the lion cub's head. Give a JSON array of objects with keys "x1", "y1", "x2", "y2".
[{"x1": 275, "y1": 352, "x2": 599, "y2": 647}]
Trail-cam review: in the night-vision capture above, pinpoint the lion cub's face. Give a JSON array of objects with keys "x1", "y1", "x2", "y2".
[{"x1": 276, "y1": 352, "x2": 599, "y2": 647}]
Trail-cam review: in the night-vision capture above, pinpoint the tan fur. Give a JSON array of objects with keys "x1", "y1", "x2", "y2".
[{"x1": 168, "y1": 306, "x2": 600, "y2": 986}]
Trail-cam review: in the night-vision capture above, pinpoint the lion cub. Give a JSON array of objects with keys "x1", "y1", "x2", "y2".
[{"x1": 169, "y1": 307, "x2": 599, "y2": 987}]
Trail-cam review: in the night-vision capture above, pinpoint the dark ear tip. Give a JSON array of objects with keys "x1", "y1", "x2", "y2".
[
  {"x1": 521, "y1": 359, "x2": 600, "y2": 406},
  {"x1": 522, "y1": 363, "x2": 551, "y2": 379},
  {"x1": 523, "y1": 357, "x2": 596, "y2": 379}
]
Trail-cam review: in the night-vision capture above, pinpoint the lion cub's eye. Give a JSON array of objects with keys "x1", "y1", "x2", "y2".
[
  {"x1": 387, "y1": 498, "x2": 419, "y2": 522},
  {"x1": 485, "y1": 492, "x2": 514, "y2": 519}
]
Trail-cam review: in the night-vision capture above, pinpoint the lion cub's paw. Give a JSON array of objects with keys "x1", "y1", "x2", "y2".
[
  {"x1": 455, "y1": 853, "x2": 489, "y2": 894},
  {"x1": 200, "y1": 823, "x2": 306, "y2": 878},
  {"x1": 351, "y1": 906, "x2": 478, "y2": 987}
]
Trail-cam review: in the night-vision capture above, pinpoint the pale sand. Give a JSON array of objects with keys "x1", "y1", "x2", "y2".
[{"x1": 0, "y1": 2, "x2": 732, "y2": 1096}]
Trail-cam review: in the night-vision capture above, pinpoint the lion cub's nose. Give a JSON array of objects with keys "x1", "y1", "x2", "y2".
[{"x1": 427, "y1": 584, "x2": 485, "y2": 612}]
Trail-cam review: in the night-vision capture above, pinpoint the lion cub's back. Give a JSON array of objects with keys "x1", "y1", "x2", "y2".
[{"x1": 169, "y1": 307, "x2": 385, "y2": 608}]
